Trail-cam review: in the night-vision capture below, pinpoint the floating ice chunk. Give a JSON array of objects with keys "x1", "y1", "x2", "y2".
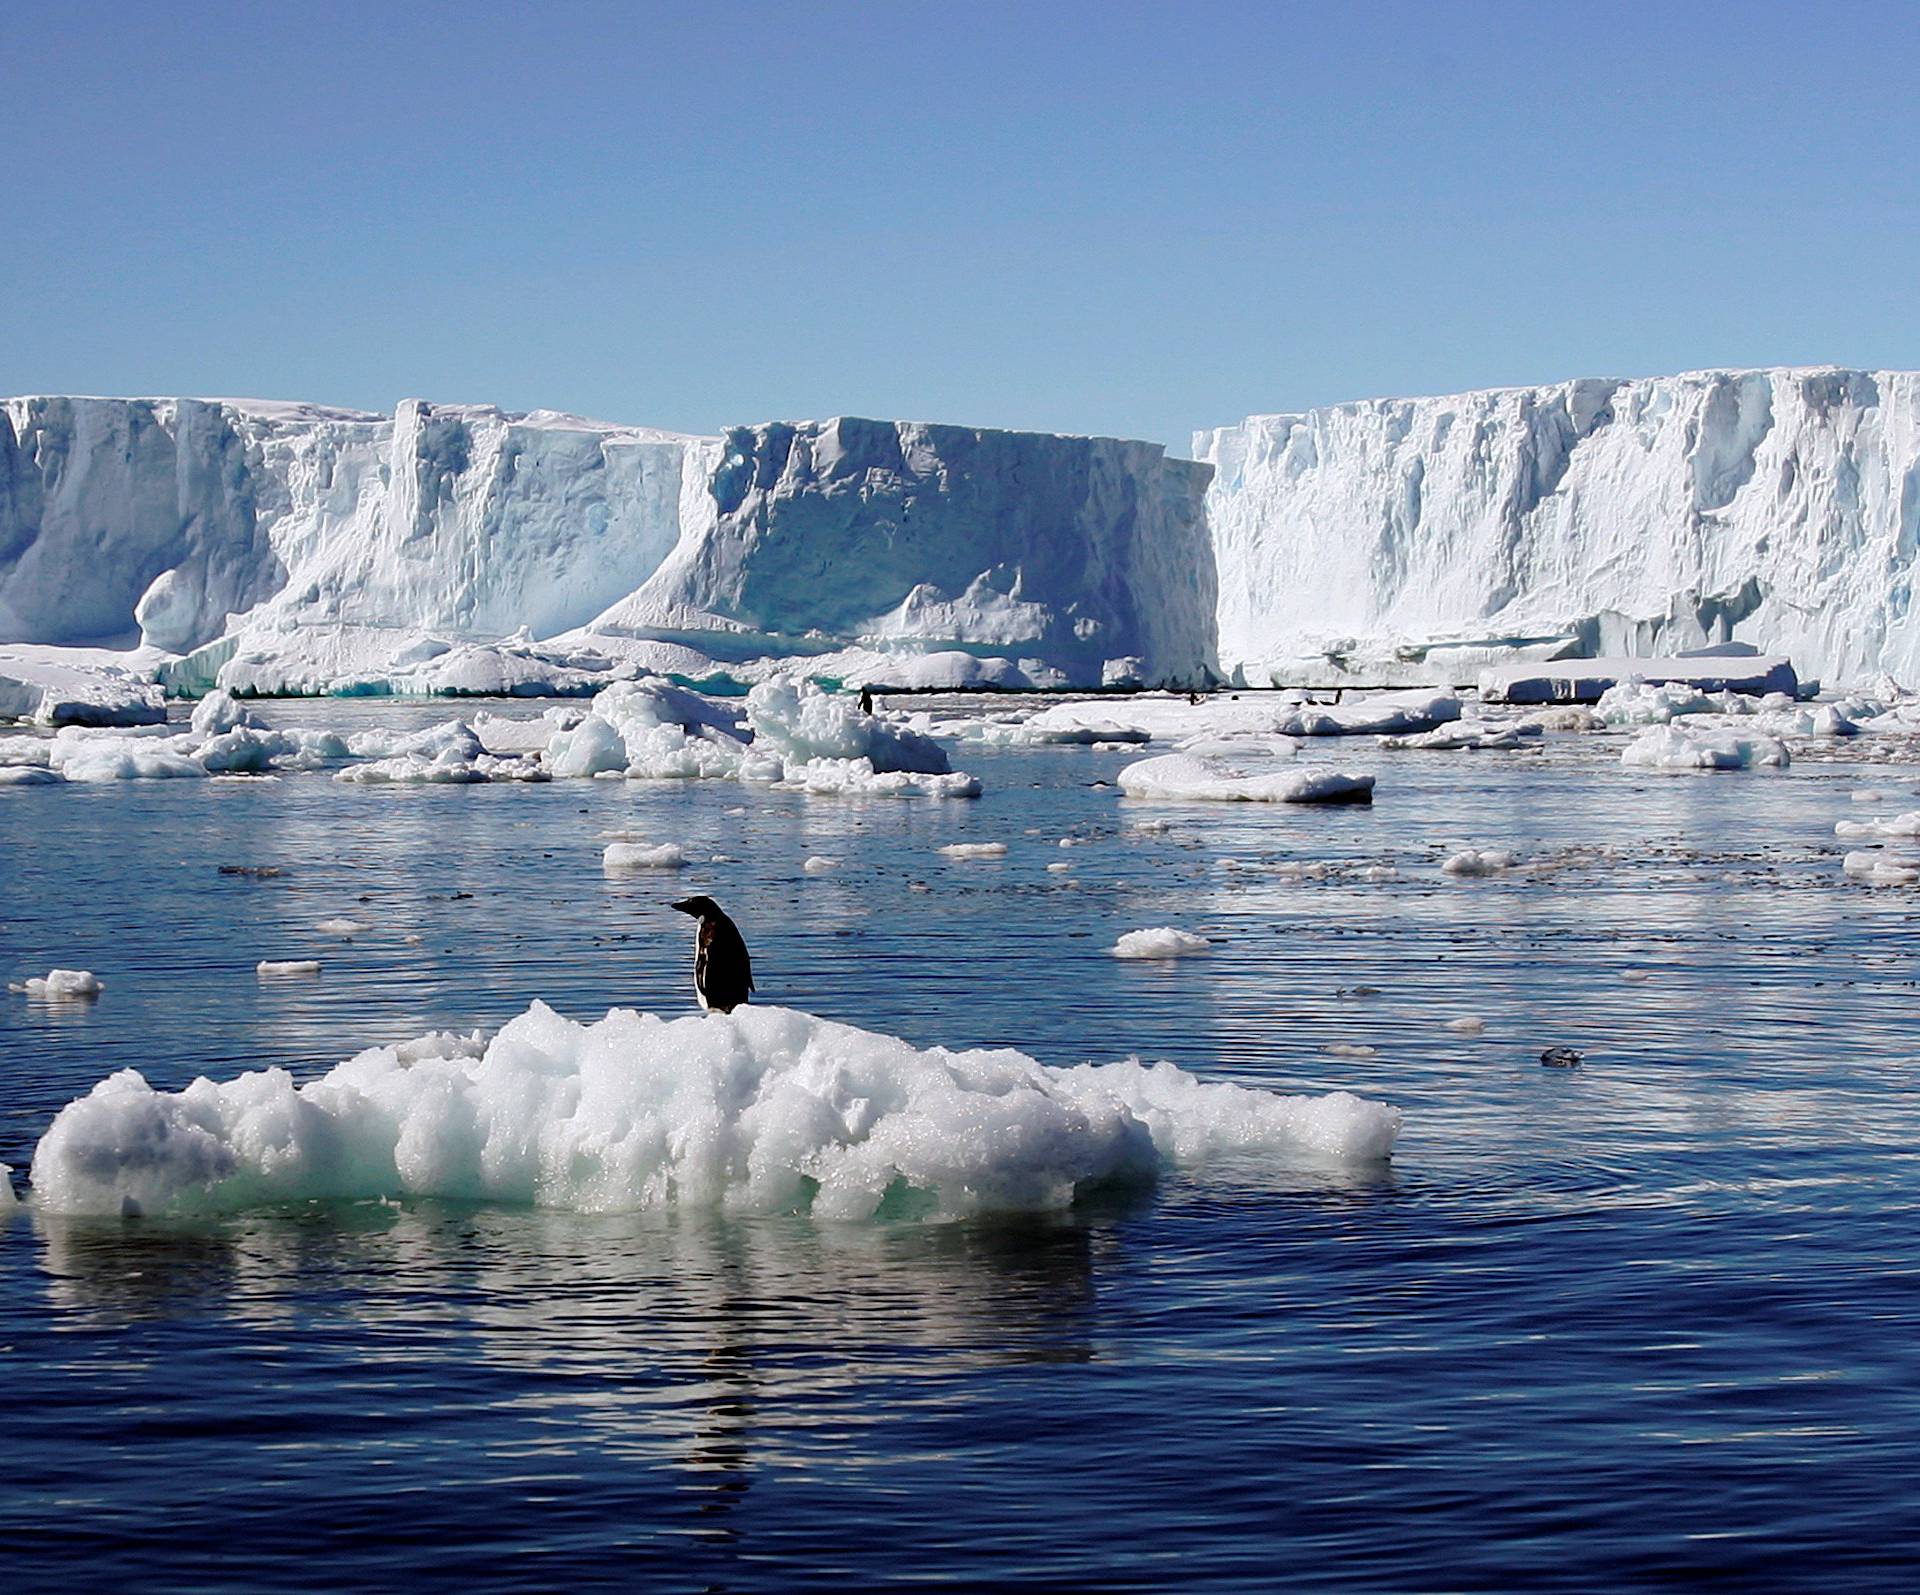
[
  {"x1": 1594, "y1": 681, "x2": 1718, "y2": 726},
  {"x1": 0, "y1": 766, "x2": 62, "y2": 786},
  {"x1": 1519, "y1": 705, "x2": 1604, "y2": 733},
  {"x1": 1325, "y1": 1042, "x2": 1379, "y2": 1058},
  {"x1": 27, "y1": 1002, "x2": 1400, "y2": 1217},
  {"x1": 1274, "y1": 690, "x2": 1461, "y2": 737},
  {"x1": 1046, "y1": 861, "x2": 1072, "y2": 873},
  {"x1": 345, "y1": 720, "x2": 485, "y2": 762},
  {"x1": 336, "y1": 750, "x2": 489, "y2": 784},
  {"x1": 1112, "y1": 928, "x2": 1210, "y2": 959},
  {"x1": 0, "y1": 1163, "x2": 14, "y2": 1212},
  {"x1": 781, "y1": 758, "x2": 980, "y2": 798},
  {"x1": 1852, "y1": 788, "x2": 1890, "y2": 803},
  {"x1": 1834, "y1": 811, "x2": 1920, "y2": 840},
  {"x1": 315, "y1": 918, "x2": 366, "y2": 936},
  {"x1": 746, "y1": 676, "x2": 952, "y2": 774},
  {"x1": 1379, "y1": 721, "x2": 1541, "y2": 751},
  {"x1": 939, "y1": 842, "x2": 1008, "y2": 859},
  {"x1": 48, "y1": 730, "x2": 207, "y2": 783},
  {"x1": 1118, "y1": 752, "x2": 1374, "y2": 804},
  {"x1": 14, "y1": 968, "x2": 103, "y2": 998},
  {"x1": 1357, "y1": 865, "x2": 1399, "y2": 881},
  {"x1": 1842, "y1": 851, "x2": 1920, "y2": 887},
  {"x1": 604, "y1": 841, "x2": 688, "y2": 871},
  {"x1": 190, "y1": 689, "x2": 264, "y2": 736},
  {"x1": 1441, "y1": 849, "x2": 1513, "y2": 877},
  {"x1": 1445, "y1": 1016, "x2": 1486, "y2": 1035},
  {"x1": 257, "y1": 960, "x2": 321, "y2": 977},
  {"x1": 1620, "y1": 725, "x2": 1790, "y2": 771},
  {"x1": 1174, "y1": 734, "x2": 1301, "y2": 759},
  {"x1": 802, "y1": 856, "x2": 839, "y2": 874}
]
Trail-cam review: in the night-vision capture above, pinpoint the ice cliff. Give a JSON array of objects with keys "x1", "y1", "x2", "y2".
[
  {"x1": 1196, "y1": 368, "x2": 1920, "y2": 688},
  {"x1": 0, "y1": 399, "x2": 1215, "y2": 693}
]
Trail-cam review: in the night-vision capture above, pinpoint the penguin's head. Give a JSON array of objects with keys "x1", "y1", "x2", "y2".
[{"x1": 670, "y1": 895, "x2": 720, "y2": 919}]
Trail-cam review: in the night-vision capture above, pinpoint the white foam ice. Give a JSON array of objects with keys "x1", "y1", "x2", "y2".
[
  {"x1": 1620, "y1": 724, "x2": 1791, "y2": 770},
  {"x1": 1117, "y1": 752, "x2": 1374, "y2": 804},
  {"x1": 12, "y1": 968, "x2": 104, "y2": 998},
  {"x1": 25, "y1": 1002, "x2": 1401, "y2": 1218},
  {"x1": 1112, "y1": 928, "x2": 1211, "y2": 959}
]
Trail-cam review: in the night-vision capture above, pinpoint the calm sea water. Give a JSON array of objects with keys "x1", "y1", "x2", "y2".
[{"x1": 3, "y1": 701, "x2": 1918, "y2": 1590}]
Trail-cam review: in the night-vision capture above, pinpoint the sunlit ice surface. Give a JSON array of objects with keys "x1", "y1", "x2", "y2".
[{"x1": 3, "y1": 698, "x2": 1917, "y2": 1590}]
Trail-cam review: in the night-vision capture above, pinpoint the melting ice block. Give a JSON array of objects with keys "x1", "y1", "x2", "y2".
[
  {"x1": 27, "y1": 1002, "x2": 1402, "y2": 1217},
  {"x1": 1118, "y1": 752, "x2": 1374, "y2": 804}
]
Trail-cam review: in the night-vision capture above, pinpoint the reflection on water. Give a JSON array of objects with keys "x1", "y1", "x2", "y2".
[{"x1": 5, "y1": 703, "x2": 1920, "y2": 1587}]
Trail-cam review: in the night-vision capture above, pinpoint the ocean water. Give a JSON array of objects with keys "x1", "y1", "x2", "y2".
[{"x1": 3, "y1": 702, "x2": 1918, "y2": 1590}]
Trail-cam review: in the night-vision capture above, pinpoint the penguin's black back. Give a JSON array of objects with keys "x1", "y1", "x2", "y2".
[{"x1": 697, "y1": 909, "x2": 754, "y2": 1014}]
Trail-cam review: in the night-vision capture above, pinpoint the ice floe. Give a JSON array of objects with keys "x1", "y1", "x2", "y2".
[
  {"x1": 1441, "y1": 849, "x2": 1513, "y2": 877},
  {"x1": 12, "y1": 968, "x2": 103, "y2": 998},
  {"x1": 25, "y1": 1002, "x2": 1401, "y2": 1218},
  {"x1": 604, "y1": 842, "x2": 689, "y2": 871},
  {"x1": 1620, "y1": 725, "x2": 1791, "y2": 770},
  {"x1": 257, "y1": 960, "x2": 322, "y2": 977},
  {"x1": 1112, "y1": 928, "x2": 1211, "y2": 959},
  {"x1": 1117, "y1": 752, "x2": 1374, "y2": 804}
]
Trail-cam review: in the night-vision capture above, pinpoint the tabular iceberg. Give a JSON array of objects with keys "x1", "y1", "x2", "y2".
[
  {"x1": 1196, "y1": 367, "x2": 1920, "y2": 689},
  {"x1": 1, "y1": 398, "x2": 1217, "y2": 694}
]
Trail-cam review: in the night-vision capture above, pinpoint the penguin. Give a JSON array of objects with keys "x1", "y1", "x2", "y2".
[
  {"x1": 858, "y1": 686, "x2": 875, "y2": 715},
  {"x1": 669, "y1": 896, "x2": 754, "y2": 1014}
]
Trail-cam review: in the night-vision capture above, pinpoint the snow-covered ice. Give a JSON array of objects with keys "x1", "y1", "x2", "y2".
[
  {"x1": 938, "y1": 842, "x2": 1008, "y2": 859},
  {"x1": 257, "y1": 960, "x2": 322, "y2": 977},
  {"x1": 26, "y1": 1002, "x2": 1402, "y2": 1217},
  {"x1": 1441, "y1": 849, "x2": 1513, "y2": 877}
]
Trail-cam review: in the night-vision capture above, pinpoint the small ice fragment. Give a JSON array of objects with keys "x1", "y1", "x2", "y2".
[
  {"x1": 1358, "y1": 865, "x2": 1399, "y2": 882},
  {"x1": 316, "y1": 918, "x2": 366, "y2": 935},
  {"x1": 15, "y1": 968, "x2": 102, "y2": 999},
  {"x1": 1442, "y1": 849, "x2": 1512, "y2": 877},
  {"x1": 1112, "y1": 928, "x2": 1210, "y2": 959},
  {"x1": 802, "y1": 856, "x2": 839, "y2": 874},
  {"x1": 939, "y1": 842, "x2": 1007, "y2": 860},
  {"x1": 1046, "y1": 861, "x2": 1072, "y2": 874},
  {"x1": 604, "y1": 842, "x2": 688, "y2": 871},
  {"x1": 257, "y1": 960, "x2": 321, "y2": 978},
  {"x1": 1445, "y1": 1016, "x2": 1486, "y2": 1035},
  {"x1": 403, "y1": 934, "x2": 424, "y2": 945},
  {"x1": 1326, "y1": 1042, "x2": 1379, "y2": 1058},
  {"x1": 1852, "y1": 789, "x2": 1889, "y2": 803},
  {"x1": 1619, "y1": 970, "x2": 1650, "y2": 983}
]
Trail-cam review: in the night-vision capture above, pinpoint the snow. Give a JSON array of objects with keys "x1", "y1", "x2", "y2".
[
  {"x1": 13, "y1": 968, "x2": 103, "y2": 998},
  {"x1": 603, "y1": 842, "x2": 688, "y2": 871},
  {"x1": 1112, "y1": 928, "x2": 1211, "y2": 959},
  {"x1": 1197, "y1": 368, "x2": 1917, "y2": 688},
  {"x1": 25, "y1": 1001, "x2": 1401, "y2": 1217},
  {"x1": 1117, "y1": 752, "x2": 1374, "y2": 804},
  {"x1": 1620, "y1": 724, "x2": 1791, "y2": 770}
]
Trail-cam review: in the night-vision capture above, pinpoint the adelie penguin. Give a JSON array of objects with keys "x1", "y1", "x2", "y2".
[{"x1": 670, "y1": 896, "x2": 755, "y2": 1014}]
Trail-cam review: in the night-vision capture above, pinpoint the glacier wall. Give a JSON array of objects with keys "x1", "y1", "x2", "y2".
[
  {"x1": 579, "y1": 418, "x2": 1217, "y2": 685},
  {"x1": 1196, "y1": 368, "x2": 1920, "y2": 687},
  {"x1": 0, "y1": 399, "x2": 1215, "y2": 690},
  {"x1": 0, "y1": 397, "x2": 701, "y2": 656}
]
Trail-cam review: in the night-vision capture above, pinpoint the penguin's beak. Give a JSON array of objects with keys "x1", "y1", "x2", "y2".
[{"x1": 669, "y1": 898, "x2": 696, "y2": 916}]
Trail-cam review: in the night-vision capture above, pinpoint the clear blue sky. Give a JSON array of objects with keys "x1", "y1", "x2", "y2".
[{"x1": 5, "y1": 0, "x2": 1915, "y2": 454}]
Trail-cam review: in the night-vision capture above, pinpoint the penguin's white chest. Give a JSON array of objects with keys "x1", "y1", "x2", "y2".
[{"x1": 693, "y1": 923, "x2": 711, "y2": 1011}]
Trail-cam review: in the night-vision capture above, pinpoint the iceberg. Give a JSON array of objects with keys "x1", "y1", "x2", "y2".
[
  {"x1": 1197, "y1": 368, "x2": 1920, "y2": 688},
  {"x1": 2, "y1": 399, "x2": 1217, "y2": 694}
]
